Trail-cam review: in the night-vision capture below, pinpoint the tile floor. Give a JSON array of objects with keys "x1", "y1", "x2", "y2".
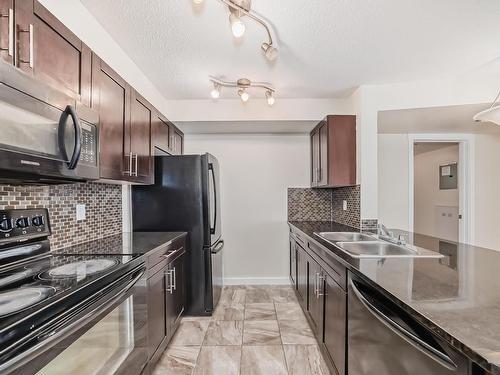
[{"x1": 152, "y1": 285, "x2": 331, "y2": 375}]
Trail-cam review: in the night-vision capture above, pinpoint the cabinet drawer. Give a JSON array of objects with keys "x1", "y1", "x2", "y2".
[
  {"x1": 307, "y1": 240, "x2": 346, "y2": 290},
  {"x1": 147, "y1": 237, "x2": 186, "y2": 274}
]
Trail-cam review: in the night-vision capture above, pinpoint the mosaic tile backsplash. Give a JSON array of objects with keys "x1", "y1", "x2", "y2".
[
  {"x1": 288, "y1": 185, "x2": 361, "y2": 228},
  {"x1": 0, "y1": 182, "x2": 122, "y2": 250}
]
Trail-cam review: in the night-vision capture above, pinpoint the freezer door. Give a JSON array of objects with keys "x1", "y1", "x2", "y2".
[
  {"x1": 207, "y1": 154, "x2": 222, "y2": 246},
  {"x1": 205, "y1": 239, "x2": 224, "y2": 312}
]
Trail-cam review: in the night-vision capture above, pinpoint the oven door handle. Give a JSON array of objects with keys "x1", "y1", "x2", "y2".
[
  {"x1": 0, "y1": 265, "x2": 145, "y2": 374},
  {"x1": 58, "y1": 105, "x2": 82, "y2": 170}
]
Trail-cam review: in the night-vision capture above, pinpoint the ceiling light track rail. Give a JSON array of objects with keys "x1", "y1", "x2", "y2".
[{"x1": 209, "y1": 76, "x2": 276, "y2": 105}]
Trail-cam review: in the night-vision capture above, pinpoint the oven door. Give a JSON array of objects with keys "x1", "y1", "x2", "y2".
[
  {"x1": 1, "y1": 265, "x2": 148, "y2": 375},
  {"x1": 0, "y1": 82, "x2": 99, "y2": 183}
]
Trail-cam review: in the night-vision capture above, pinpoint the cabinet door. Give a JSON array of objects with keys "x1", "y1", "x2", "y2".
[
  {"x1": 296, "y1": 244, "x2": 308, "y2": 307},
  {"x1": 323, "y1": 273, "x2": 346, "y2": 375},
  {"x1": 95, "y1": 57, "x2": 130, "y2": 180},
  {"x1": 152, "y1": 114, "x2": 171, "y2": 154},
  {"x1": 289, "y1": 236, "x2": 297, "y2": 287},
  {"x1": 171, "y1": 129, "x2": 183, "y2": 155},
  {"x1": 318, "y1": 122, "x2": 329, "y2": 186},
  {"x1": 166, "y1": 253, "x2": 185, "y2": 337},
  {"x1": 307, "y1": 257, "x2": 323, "y2": 335},
  {"x1": 15, "y1": 1, "x2": 92, "y2": 105},
  {"x1": 147, "y1": 268, "x2": 167, "y2": 359},
  {"x1": 0, "y1": 0, "x2": 13, "y2": 64},
  {"x1": 129, "y1": 90, "x2": 153, "y2": 184},
  {"x1": 311, "y1": 129, "x2": 320, "y2": 186}
]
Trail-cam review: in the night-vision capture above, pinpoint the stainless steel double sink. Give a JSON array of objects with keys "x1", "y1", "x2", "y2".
[{"x1": 314, "y1": 232, "x2": 443, "y2": 259}]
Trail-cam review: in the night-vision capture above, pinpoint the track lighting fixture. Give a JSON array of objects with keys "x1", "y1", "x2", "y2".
[
  {"x1": 209, "y1": 76, "x2": 276, "y2": 106},
  {"x1": 193, "y1": 0, "x2": 278, "y2": 61}
]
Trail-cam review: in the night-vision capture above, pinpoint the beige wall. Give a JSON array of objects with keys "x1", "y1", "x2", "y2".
[
  {"x1": 377, "y1": 134, "x2": 410, "y2": 230},
  {"x1": 414, "y1": 143, "x2": 459, "y2": 239},
  {"x1": 185, "y1": 133, "x2": 310, "y2": 284},
  {"x1": 474, "y1": 133, "x2": 500, "y2": 250}
]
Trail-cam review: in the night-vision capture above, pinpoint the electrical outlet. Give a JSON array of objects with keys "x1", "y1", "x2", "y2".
[
  {"x1": 343, "y1": 200, "x2": 348, "y2": 211},
  {"x1": 76, "y1": 204, "x2": 86, "y2": 221}
]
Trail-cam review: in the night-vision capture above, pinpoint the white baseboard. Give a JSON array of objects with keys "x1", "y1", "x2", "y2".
[{"x1": 223, "y1": 277, "x2": 291, "y2": 286}]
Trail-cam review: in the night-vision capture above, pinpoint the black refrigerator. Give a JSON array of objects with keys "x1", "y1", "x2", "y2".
[{"x1": 132, "y1": 154, "x2": 223, "y2": 316}]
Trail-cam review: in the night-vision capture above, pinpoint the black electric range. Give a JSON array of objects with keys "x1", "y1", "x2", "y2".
[{"x1": 0, "y1": 209, "x2": 147, "y2": 375}]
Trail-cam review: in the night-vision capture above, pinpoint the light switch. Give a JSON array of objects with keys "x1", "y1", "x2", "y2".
[
  {"x1": 343, "y1": 200, "x2": 348, "y2": 211},
  {"x1": 76, "y1": 204, "x2": 86, "y2": 221}
]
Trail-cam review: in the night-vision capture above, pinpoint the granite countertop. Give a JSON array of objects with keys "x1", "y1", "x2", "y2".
[
  {"x1": 54, "y1": 231, "x2": 187, "y2": 256},
  {"x1": 289, "y1": 220, "x2": 500, "y2": 374}
]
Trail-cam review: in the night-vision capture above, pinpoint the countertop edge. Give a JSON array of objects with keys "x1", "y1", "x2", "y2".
[{"x1": 288, "y1": 221, "x2": 500, "y2": 374}]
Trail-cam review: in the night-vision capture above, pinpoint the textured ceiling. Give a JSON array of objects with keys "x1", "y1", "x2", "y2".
[{"x1": 81, "y1": 0, "x2": 500, "y2": 100}]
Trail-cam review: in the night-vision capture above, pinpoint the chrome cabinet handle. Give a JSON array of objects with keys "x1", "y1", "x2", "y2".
[
  {"x1": 123, "y1": 153, "x2": 133, "y2": 176},
  {"x1": 172, "y1": 267, "x2": 177, "y2": 291},
  {"x1": 165, "y1": 269, "x2": 174, "y2": 294},
  {"x1": 0, "y1": 8, "x2": 14, "y2": 56},
  {"x1": 317, "y1": 274, "x2": 325, "y2": 298},
  {"x1": 18, "y1": 23, "x2": 33, "y2": 68},
  {"x1": 133, "y1": 153, "x2": 138, "y2": 177},
  {"x1": 314, "y1": 272, "x2": 319, "y2": 298}
]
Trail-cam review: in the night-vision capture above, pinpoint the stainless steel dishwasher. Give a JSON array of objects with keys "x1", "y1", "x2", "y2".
[{"x1": 348, "y1": 272, "x2": 469, "y2": 375}]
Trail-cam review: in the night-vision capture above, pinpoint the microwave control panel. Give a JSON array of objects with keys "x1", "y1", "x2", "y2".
[{"x1": 80, "y1": 122, "x2": 97, "y2": 166}]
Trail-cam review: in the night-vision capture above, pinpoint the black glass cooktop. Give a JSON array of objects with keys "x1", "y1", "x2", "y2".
[{"x1": 0, "y1": 251, "x2": 139, "y2": 333}]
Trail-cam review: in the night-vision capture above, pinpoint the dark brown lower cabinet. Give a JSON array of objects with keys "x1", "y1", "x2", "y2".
[
  {"x1": 146, "y1": 238, "x2": 186, "y2": 370},
  {"x1": 307, "y1": 256, "x2": 323, "y2": 335},
  {"x1": 296, "y1": 244, "x2": 308, "y2": 305},
  {"x1": 166, "y1": 252, "x2": 185, "y2": 334},
  {"x1": 289, "y1": 236, "x2": 297, "y2": 287},
  {"x1": 147, "y1": 267, "x2": 167, "y2": 360},
  {"x1": 323, "y1": 272, "x2": 347, "y2": 375},
  {"x1": 289, "y1": 231, "x2": 347, "y2": 375}
]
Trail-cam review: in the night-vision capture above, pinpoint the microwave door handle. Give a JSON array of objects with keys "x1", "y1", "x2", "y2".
[
  {"x1": 58, "y1": 105, "x2": 82, "y2": 170},
  {"x1": 349, "y1": 278, "x2": 457, "y2": 371}
]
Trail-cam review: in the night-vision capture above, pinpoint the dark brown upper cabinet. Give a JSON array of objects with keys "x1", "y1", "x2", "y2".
[
  {"x1": 92, "y1": 55, "x2": 130, "y2": 181},
  {"x1": 171, "y1": 128, "x2": 184, "y2": 155},
  {"x1": 128, "y1": 90, "x2": 153, "y2": 184},
  {"x1": 93, "y1": 54, "x2": 154, "y2": 184},
  {"x1": 311, "y1": 115, "x2": 357, "y2": 188},
  {"x1": 152, "y1": 113, "x2": 171, "y2": 155},
  {"x1": 13, "y1": 1, "x2": 92, "y2": 106}
]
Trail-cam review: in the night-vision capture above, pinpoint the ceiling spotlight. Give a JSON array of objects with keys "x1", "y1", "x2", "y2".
[
  {"x1": 266, "y1": 90, "x2": 275, "y2": 106},
  {"x1": 211, "y1": 0, "x2": 278, "y2": 61},
  {"x1": 193, "y1": 0, "x2": 203, "y2": 4},
  {"x1": 229, "y1": 11, "x2": 245, "y2": 38},
  {"x1": 261, "y1": 43, "x2": 278, "y2": 61},
  {"x1": 209, "y1": 76, "x2": 275, "y2": 105},
  {"x1": 238, "y1": 89, "x2": 250, "y2": 102},
  {"x1": 210, "y1": 83, "x2": 220, "y2": 99}
]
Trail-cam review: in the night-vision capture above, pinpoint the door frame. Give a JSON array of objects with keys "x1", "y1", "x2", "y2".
[{"x1": 407, "y1": 133, "x2": 474, "y2": 244}]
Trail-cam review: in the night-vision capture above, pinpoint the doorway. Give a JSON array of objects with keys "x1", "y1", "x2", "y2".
[{"x1": 408, "y1": 135, "x2": 474, "y2": 244}]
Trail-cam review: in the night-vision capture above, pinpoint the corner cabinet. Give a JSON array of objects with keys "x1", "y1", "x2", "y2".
[
  {"x1": 290, "y1": 228, "x2": 347, "y2": 375},
  {"x1": 311, "y1": 115, "x2": 357, "y2": 188},
  {"x1": 152, "y1": 113, "x2": 184, "y2": 156}
]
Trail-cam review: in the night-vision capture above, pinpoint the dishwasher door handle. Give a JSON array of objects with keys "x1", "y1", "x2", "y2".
[{"x1": 349, "y1": 278, "x2": 457, "y2": 371}]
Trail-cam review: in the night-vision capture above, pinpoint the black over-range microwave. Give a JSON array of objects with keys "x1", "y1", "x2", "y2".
[{"x1": 0, "y1": 62, "x2": 99, "y2": 184}]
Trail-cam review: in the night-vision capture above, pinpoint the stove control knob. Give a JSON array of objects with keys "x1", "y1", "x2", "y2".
[
  {"x1": 0, "y1": 218, "x2": 13, "y2": 232},
  {"x1": 31, "y1": 216, "x2": 44, "y2": 227},
  {"x1": 15, "y1": 217, "x2": 30, "y2": 229}
]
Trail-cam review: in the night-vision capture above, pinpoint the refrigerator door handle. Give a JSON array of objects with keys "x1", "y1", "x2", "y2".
[
  {"x1": 211, "y1": 240, "x2": 224, "y2": 254},
  {"x1": 208, "y1": 163, "x2": 217, "y2": 235}
]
